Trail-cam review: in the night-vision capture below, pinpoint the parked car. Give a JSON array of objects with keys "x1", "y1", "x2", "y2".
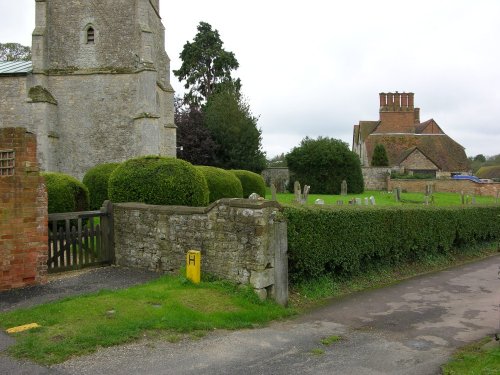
[{"x1": 452, "y1": 175, "x2": 482, "y2": 183}]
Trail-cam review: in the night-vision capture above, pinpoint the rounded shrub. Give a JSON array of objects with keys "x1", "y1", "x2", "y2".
[
  {"x1": 108, "y1": 156, "x2": 209, "y2": 207},
  {"x1": 83, "y1": 162, "x2": 121, "y2": 210},
  {"x1": 42, "y1": 172, "x2": 89, "y2": 214},
  {"x1": 196, "y1": 166, "x2": 243, "y2": 203},
  {"x1": 231, "y1": 170, "x2": 266, "y2": 198}
]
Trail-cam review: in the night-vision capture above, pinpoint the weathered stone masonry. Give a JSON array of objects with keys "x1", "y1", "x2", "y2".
[
  {"x1": 0, "y1": 128, "x2": 48, "y2": 291},
  {"x1": 114, "y1": 199, "x2": 287, "y2": 302}
]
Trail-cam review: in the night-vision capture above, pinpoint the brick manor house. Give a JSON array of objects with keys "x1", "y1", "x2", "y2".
[{"x1": 352, "y1": 92, "x2": 469, "y2": 177}]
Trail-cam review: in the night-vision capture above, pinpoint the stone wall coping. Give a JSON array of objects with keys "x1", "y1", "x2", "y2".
[
  {"x1": 392, "y1": 178, "x2": 500, "y2": 186},
  {"x1": 114, "y1": 198, "x2": 282, "y2": 215}
]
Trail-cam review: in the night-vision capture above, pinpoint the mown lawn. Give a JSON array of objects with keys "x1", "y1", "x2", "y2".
[
  {"x1": 266, "y1": 190, "x2": 497, "y2": 206},
  {"x1": 441, "y1": 338, "x2": 500, "y2": 374},
  {"x1": 0, "y1": 275, "x2": 294, "y2": 365}
]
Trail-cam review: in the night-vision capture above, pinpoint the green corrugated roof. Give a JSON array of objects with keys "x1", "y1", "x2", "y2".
[{"x1": 0, "y1": 61, "x2": 32, "y2": 74}]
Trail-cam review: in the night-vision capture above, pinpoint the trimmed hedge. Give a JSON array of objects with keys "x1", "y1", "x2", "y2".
[
  {"x1": 42, "y1": 172, "x2": 89, "y2": 214},
  {"x1": 196, "y1": 166, "x2": 243, "y2": 203},
  {"x1": 231, "y1": 170, "x2": 266, "y2": 198},
  {"x1": 284, "y1": 205, "x2": 500, "y2": 283},
  {"x1": 83, "y1": 163, "x2": 121, "y2": 210},
  {"x1": 108, "y1": 156, "x2": 209, "y2": 207}
]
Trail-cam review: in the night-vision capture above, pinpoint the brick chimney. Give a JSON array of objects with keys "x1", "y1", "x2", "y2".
[{"x1": 378, "y1": 91, "x2": 417, "y2": 133}]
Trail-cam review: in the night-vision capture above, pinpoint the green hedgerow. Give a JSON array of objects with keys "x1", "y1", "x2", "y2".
[
  {"x1": 108, "y1": 156, "x2": 209, "y2": 207},
  {"x1": 231, "y1": 169, "x2": 266, "y2": 198},
  {"x1": 82, "y1": 163, "x2": 121, "y2": 210},
  {"x1": 196, "y1": 166, "x2": 243, "y2": 203},
  {"x1": 42, "y1": 172, "x2": 89, "y2": 214}
]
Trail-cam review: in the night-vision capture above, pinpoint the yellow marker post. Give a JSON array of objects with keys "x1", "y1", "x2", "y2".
[{"x1": 186, "y1": 250, "x2": 201, "y2": 284}]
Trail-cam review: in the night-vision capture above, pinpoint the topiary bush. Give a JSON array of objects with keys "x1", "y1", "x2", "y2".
[
  {"x1": 42, "y1": 172, "x2": 89, "y2": 214},
  {"x1": 231, "y1": 169, "x2": 266, "y2": 198},
  {"x1": 108, "y1": 156, "x2": 209, "y2": 206},
  {"x1": 196, "y1": 166, "x2": 243, "y2": 203},
  {"x1": 83, "y1": 162, "x2": 121, "y2": 210}
]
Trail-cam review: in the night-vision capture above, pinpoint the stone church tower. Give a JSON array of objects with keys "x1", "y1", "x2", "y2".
[{"x1": 27, "y1": 0, "x2": 175, "y2": 178}]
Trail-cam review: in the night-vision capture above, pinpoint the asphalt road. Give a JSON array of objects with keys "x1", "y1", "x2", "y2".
[{"x1": 2, "y1": 256, "x2": 500, "y2": 375}]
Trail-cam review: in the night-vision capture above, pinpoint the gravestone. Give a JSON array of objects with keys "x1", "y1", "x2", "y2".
[
  {"x1": 471, "y1": 196, "x2": 476, "y2": 205},
  {"x1": 270, "y1": 183, "x2": 277, "y2": 201},
  {"x1": 303, "y1": 185, "x2": 311, "y2": 204},
  {"x1": 425, "y1": 183, "x2": 433, "y2": 196},
  {"x1": 341, "y1": 180, "x2": 348, "y2": 196},
  {"x1": 355, "y1": 198, "x2": 362, "y2": 205},
  {"x1": 337, "y1": 200, "x2": 344, "y2": 206},
  {"x1": 393, "y1": 187, "x2": 401, "y2": 202},
  {"x1": 314, "y1": 199, "x2": 325, "y2": 205},
  {"x1": 424, "y1": 196, "x2": 429, "y2": 205},
  {"x1": 364, "y1": 197, "x2": 369, "y2": 205},
  {"x1": 294, "y1": 181, "x2": 301, "y2": 203},
  {"x1": 369, "y1": 196, "x2": 376, "y2": 205},
  {"x1": 461, "y1": 191, "x2": 465, "y2": 205}
]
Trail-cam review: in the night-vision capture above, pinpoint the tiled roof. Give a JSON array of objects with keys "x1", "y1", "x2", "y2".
[
  {"x1": 365, "y1": 134, "x2": 469, "y2": 172},
  {"x1": 476, "y1": 166, "x2": 500, "y2": 179},
  {"x1": 0, "y1": 60, "x2": 32, "y2": 74}
]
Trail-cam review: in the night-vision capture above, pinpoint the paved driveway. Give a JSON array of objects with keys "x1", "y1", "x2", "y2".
[{"x1": 2, "y1": 256, "x2": 500, "y2": 374}]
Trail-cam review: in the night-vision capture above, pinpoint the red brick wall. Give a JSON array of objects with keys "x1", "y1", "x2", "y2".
[
  {"x1": 388, "y1": 178, "x2": 500, "y2": 197},
  {"x1": 0, "y1": 128, "x2": 48, "y2": 291}
]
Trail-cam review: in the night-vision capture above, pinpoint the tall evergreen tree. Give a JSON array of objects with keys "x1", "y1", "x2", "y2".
[{"x1": 371, "y1": 144, "x2": 389, "y2": 166}]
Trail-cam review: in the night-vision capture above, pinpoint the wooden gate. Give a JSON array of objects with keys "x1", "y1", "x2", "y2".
[{"x1": 47, "y1": 201, "x2": 114, "y2": 273}]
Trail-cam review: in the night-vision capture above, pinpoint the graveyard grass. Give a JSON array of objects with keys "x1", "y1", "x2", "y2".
[
  {"x1": 267, "y1": 189, "x2": 497, "y2": 206},
  {"x1": 0, "y1": 274, "x2": 294, "y2": 365}
]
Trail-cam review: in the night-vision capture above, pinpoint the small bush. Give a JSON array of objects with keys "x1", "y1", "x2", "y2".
[
  {"x1": 231, "y1": 170, "x2": 266, "y2": 198},
  {"x1": 108, "y1": 156, "x2": 209, "y2": 206},
  {"x1": 83, "y1": 163, "x2": 121, "y2": 210},
  {"x1": 42, "y1": 172, "x2": 89, "y2": 214},
  {"x1": 196, "y1": 166, "x2": 243, "y2": 203},
  {"x1": 284, "y1": 205, "x2": 500, "y2": 283}
]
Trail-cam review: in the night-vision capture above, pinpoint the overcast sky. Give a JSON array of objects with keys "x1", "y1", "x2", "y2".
[{"x1": 2, "y1": 0, "x2": 499, "y2": 158}]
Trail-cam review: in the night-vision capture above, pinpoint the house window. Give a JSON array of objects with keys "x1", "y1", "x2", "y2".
[
  {"x1": 87, "y1": 27, "x2": 95, "y2": 44},
  {"x1": 0, "y1": 149, "x2": 15, "y2": 176}
]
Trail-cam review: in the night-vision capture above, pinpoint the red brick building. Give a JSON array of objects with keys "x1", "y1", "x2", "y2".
[{"x1": 352, "y1": 92, "x2": 469, "y2": 177}]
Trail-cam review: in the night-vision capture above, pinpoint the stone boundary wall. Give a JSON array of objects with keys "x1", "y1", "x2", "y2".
[
  {"x1": 389, "y1": 178, "x2": 500, "y2": 197},
  {"x1": 0, "y1": 128, "x2": 48, "y2": 291},
  {"x1": 113, "y1": 199, "x2": 287, "y2": 303},
  {"x1": 362, "y1": 167, "x2": 391, "y2": 190}
]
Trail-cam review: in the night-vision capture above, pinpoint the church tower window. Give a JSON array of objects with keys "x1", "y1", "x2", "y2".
[{"x1": 86, "y1": 27, "x2": 95, "y2": 44}]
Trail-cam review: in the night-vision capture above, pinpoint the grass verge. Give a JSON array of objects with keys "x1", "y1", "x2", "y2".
[
  {"x1": 290, "y1": 243, "x2": 499, "y2": 311},
  {"x1": 0, "y1": 275, "x2": 294, "y2": 365},
  {"x1": 441, "y1": 337, "x2": 500, "y2": 374}
]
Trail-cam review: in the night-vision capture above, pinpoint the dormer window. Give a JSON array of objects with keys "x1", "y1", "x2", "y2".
[{"x1": 87, "y1": 27, "x2": 95, "y2": 44}]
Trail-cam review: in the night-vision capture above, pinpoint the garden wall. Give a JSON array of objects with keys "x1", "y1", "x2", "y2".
[
  {"x1": 362, "y1": 167, "x2": 391, "y2": 190},
  {"x1": 389, "y1": 179, "x2": 500, "y2": 197},
  {"x1": 0, "y1": 127, "x2": 48, "y2": 291},
  {"x1": 113, "y1": 199, "x2": 287, "y2": 304}
]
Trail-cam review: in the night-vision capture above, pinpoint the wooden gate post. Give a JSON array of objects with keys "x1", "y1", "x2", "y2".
[{"x1": 100, "y1": 200, "x2": 115, "y2": 264}]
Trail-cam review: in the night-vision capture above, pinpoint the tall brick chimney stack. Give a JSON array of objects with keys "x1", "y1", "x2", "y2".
[{"x1": 378, "y1": 91, "x2": 417, "y2": 133}]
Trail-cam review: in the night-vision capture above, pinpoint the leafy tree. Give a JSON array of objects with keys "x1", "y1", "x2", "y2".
[
  {"x1": 174, "y1": 96, "x2": 218, "y2": 166},
  {"x1": 371, "y1": 144, "x2": 389, "y2": 166},
  {"x1": 0, "y1": 43, "x2": 31, "y2": 61},
  {"x1": 474, "y1": 154, "x2": 486, "y2": 163},
  {"x1": 204, "y1": 88, "x2": 266, "y2": 172},
  {"x1": 286, "y1": 136, "x2": 364, "y2": 194},
  {"x1": 267, "y1": 153, "x2": 287, "y2": 168},
  {"x1": 173, "y1": 22, "x2": 240, "y2": 106}
]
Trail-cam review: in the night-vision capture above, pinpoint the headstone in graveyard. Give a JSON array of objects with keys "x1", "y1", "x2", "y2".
[
  {"x1": 294, "y1": 181, "x2": 301, "y2": 203},
  {"x1": 337, "y1": 200, "x2": 344, "y2": 206},
  {"x1": 471, "y1": 196, "x2": 476, "y2": 205},
  {"x1": 369, "y1": 196, "x2": 376, "y2": 205},
  {"x1": 315, "y1": 199, "x2": 325, "y2": 205},
  {"x1": 271, "y1": 183, "x2": 277, "y2": 201},
  {"x1": 341, "y1": 180, "x2": 348, "y2": 196},
  {"x1": 364, "y1": 197, "x2": 369, "y2": 205},
  {"x1": 355, "y1": 198, "x2": 362, "y2": 205},
  {"x1": 424, "y1": 196, "x2": 429, "y2": 205},
  {"x1": 461, "y1": 190, "x2": 465, "y2": 205},
  {"x1": 303, "y1": 185, "x2": 311, "y2": 204}
]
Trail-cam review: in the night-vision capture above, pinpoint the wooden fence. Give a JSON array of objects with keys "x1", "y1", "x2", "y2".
[{"x1": 47, "y1": 201, "x2": 114, "y2": 273}]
